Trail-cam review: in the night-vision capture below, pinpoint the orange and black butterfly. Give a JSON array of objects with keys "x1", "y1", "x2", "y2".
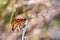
[{"x1": 11, "y1": 18, "x2": 26, "y2": 32}]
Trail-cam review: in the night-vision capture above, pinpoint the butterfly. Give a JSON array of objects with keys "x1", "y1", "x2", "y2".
[{"x1": 11, "y1": 18, "x2": 26, "y2": 32}]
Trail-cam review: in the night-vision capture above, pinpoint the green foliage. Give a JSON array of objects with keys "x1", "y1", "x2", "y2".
[
  {"x1": 0, "y1": 12, "x2": 2, "y2": 17},
  {"x1": 4, "y1": 13, "x2": 13, "y2": 23},
  {"x1": 54, "y1": 18, "x2": 60, "y2": 25},
  {"x1": 0, "y1": 0, "x2": 10, "y2": 17},
  {"x1": 0, "y1": 1, "x2": 4, "y2": 8}
]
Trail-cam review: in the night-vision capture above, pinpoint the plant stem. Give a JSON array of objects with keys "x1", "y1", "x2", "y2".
[{"x1": 5, "y1": 0, "x2": 16, "y2": 40}]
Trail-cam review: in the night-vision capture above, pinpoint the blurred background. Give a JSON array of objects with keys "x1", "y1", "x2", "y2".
[{"x1": 0, "y1": 0, "x2": 60, "y2": 40}]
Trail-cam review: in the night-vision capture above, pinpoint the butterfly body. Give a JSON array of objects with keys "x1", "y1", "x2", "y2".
[{"x1": 11, "y1": 18, "x2": 26, "y2": 32}]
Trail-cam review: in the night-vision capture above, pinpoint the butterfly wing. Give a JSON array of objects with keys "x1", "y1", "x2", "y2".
[{"x1": 11, "y1": 18, "x2": 26, "y2": 32}]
